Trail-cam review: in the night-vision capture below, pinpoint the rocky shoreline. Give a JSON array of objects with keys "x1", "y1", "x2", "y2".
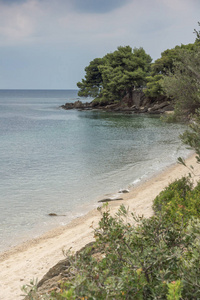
[{"x1": 61, "y1": 91, "x2": 174, "y2": 115}]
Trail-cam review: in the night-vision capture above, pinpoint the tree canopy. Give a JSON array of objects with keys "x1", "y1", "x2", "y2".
[
  {"x1": 161, "y1": 47, "x2": 200, "y2": 119},
  {"x1": 77, "y1": 57, "x2": 104, "y2": 98},
  {"x1": 77, "y1": 46, "x2": 152, "y2": 103},
  {"x1": 144, "y1": 42, "x2": 199, "y2": 98},
  {"x1": 161, "y1": 23, "x2": 200, "y2": 119},
  {"x1": 77, "y1": 22, "x2": 200, "y2": 106}
]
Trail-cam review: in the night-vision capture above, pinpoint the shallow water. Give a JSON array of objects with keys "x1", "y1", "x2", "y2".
[{"x1": 0, "y1": 90, "x2": 190, "y2": 251}]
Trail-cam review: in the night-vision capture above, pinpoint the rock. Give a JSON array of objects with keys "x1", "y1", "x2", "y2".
[
  {"x1": 61, "y1": 101, "x2": 92, "y2": 110},
  {"x1": 98, "y1": 198, "x2": 123, "y2": 203},
  {"x1": 73, "y1": 100, "x2": 83, "y2": 109},
  {"x1": 60, "y1": 103, "x2": 74, "y2": 109},
  {"x1": 139, "y1": 107, "x2": 148, "y2": 113},
  {"x1": 162, "y1": 105, "x2": 174, "y2": 111},
  {"x1": 148, "y1": 101, "x2": 170, "y2": 112},
  {"x1": 119, "y1": 189, "x2": 129, "y2": 194},
  {"x1": 104, "y1": 103, "x2": 120, "y2": 110},
  {"x1": 48, "y1": 213, "x2": 66, "y2": 217},
  {"x1": 61, "y1": 92, "x2": 173, "y2": 115},
  {"x1": 148, "y1": 110, "x2": 162, "y2": 114},
  {"x1": 24, "y1": 242, "x2": 96, "y2": 299},
  {"x1": 37, "y1": 258, "x2": 71, "y2": 290}
]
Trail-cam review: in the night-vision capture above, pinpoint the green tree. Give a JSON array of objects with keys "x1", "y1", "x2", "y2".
[
  {"x1": 194, "y1": 21, "x2": 200, "y2": 43},
  {"x1": 145, "y1": 42, "x2": 199, "y2": 98},
  {"x1": 77, "y1": 57, "x2": 104, "y2": 97},
  {"x1": 180, "y1": 110, "x2": 200, "y2": 163},
  {"x1": 100, "y1": 46, "x2": 152, "y2": 101},
  {"x1": 77, "y1": 46, "x2": 152, "y2": 103},
  {"x1": 161, "y1": 47, "x2": 200, "y2": 119}
]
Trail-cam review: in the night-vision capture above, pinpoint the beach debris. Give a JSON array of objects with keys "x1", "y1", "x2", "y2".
[
  {"x1": 48, "y1": 213, "x2": 66, "y2": 217},
  {"x1": 98, "y1": 198, "x2": 123, "y2": 203},
  {"x1": 119, "y1": 189, "x2": 129, "y2": 193}
]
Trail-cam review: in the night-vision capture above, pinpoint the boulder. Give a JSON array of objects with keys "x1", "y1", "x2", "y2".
[
  {"x1": 119, "y1": 189, "x2": 129, "y2": 194},
  {"x1": 148, "y1": 101, "x2": 170, "y2": 112},
  {"x1": 98, "y1": 198, "x2": 123, "y2": 203},
  {"x1": 73, "y1": 100, "x2": 83, "y2": 108}
]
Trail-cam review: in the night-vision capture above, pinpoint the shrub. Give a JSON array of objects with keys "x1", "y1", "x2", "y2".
[
  {"x1": 153, "y1": 176, "x2": 200, "y2": 225},
  {"x1": 24, "y1": 178, "x2": 200, "y2": 299},
  {"x1": 50, "y1": 203, "x2": 200, "y2": 300}
]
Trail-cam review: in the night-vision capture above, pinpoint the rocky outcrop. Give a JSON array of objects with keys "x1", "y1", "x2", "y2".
[
  {"x1": 24, "y1": 242, "x2": 96, "y2": 299},
  {"x1": 121, "y1": 91, "x2": 173, "y2": 114},
  {"x1": 61, "y1": 100, "x2": 93, "y2": 110},
  {"x1": 61, "y1": 92, "x2": 174, "y2": 115}
]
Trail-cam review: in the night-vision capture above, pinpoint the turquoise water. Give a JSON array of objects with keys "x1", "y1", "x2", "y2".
[{"x1": 0, "y1": 90, "x2": 190, "y2": 251}]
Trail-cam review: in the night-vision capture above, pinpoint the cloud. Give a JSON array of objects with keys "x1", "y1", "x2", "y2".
[
  {"x1": 0, "y1": 0, "x2": 198, "y2": 47},
  {"x1": 0, "y1": 0, "x2": 131, "y2": 13},
  {"x1": 0, "y1": 0, "x2": 199, "y2": 89},
  {"x1": 0, "y1": 0, "x2": 134, "y2": 47},
  {"x1": 71, "y1": 0, "x2": 131, "y2": 14},
  {"x1": 0, "y1": 0, "x2": 45, "y2": 44},
  {"x1": 0, "y1": 0, "x2": 26, "y2": 3}
]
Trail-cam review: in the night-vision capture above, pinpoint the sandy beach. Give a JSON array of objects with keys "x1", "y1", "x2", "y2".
[{"x1": 0, "y1": 153, "x2": 200, "y2": 300}]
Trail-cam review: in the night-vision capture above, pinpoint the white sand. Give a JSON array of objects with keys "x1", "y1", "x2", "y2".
[{"x1": 0, "y1": 153, "x2": 200, "y2": 300}]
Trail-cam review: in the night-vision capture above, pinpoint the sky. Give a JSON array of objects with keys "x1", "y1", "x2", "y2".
[{"x1": 0, "y1": 0, "x2": 199, "y2": 89}]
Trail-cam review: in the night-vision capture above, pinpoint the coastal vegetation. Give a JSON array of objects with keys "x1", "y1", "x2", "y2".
[
  {"x1": 54, "y1": 191, "x2": 200, "y2": 299},
  {"x1": 24, "y1": 180, "x2": 200, "y2": 299},
  {"x1": 77, "y1": 23, "x2": 200, "y2": 117},
  {"x1": 161, "y1": 43, "x2": 200, "y2": 120},
  {"x1": 23, "y1": 23, "x2": 200, "y2": 299},
  {"x1": 77, "y1": 46, "x2": 152, "y2": 105},
  {"x1": 145, "y1": 42, "x2": 199, "y2": 99}
]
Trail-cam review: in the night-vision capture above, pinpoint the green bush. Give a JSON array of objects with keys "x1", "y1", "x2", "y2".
[
  {"x1": 24, "y1": 178, "x2": 200, "y2": 299},
  {"x1": 153, "y1": 176, "x2": 200, "y2": 225},
  {"x1": 91, "y1": 97, "x2": 113, "y2": 107},
  {"x1": 49, "y1": 202, "x2": 200, "y2": 300}
]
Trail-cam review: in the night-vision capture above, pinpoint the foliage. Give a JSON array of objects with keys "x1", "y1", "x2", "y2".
[
  {"x1": 167, "y1": 280, "x2": 182, "y2": 300},
  {"x1": 153, "y1": 176, "x2": 200, "y2": 226},
  {"x1": 78, "y1": 23, "x2": 200, "y2": 103},
  {"x1": 77, "y1": 57, "x2": 104, "y2": 98},
  {"x1": 145, "y1": 74, "x2": 164, "y2": 97},
  {"x1": 77, "y1": 46, "x2": 152, "y2": 102},
  {"x1": 45, "y1": 194, "x2": 200, "y2": 300},
  {"x1": 180, "y1": 109, "x2": 200, "y2": 163},
  {"x1": 100, "y1": 47, "x2": 152, "y2": 101},
  {"x1": 23, "y1": 178, "x2": 200, "y2": 299},
  {"x1": 145, "y1": 42, "x2": 199, "y2": 98},
  {"x1": 160, "y1": 23, "x2": 200, "y2": 119},
  {"x1": 151, "y1": 43, "x2": 198, "y2": 76},
  {"x1": 21, "y1": 278, "x2": 44, "y2": 300},
  {"x1": 194, "y1": 21, "x2": 200, "y2": 43},
  {"x1": 161, "y1": 47, "x2": 200, "y2": 119}
]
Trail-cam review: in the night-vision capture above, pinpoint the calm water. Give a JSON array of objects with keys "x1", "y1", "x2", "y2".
[{"x1": 0, "y1": 90, "x2": 190, "y2": 251}]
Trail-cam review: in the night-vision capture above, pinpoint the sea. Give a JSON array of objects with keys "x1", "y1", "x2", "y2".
[{"x1": 0, "y1": 89, "x2": 191, "y2": 252}]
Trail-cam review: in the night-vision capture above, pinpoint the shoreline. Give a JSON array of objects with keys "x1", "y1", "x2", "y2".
[
  {"x1": 0, "y1": 146, "x2": 189, "y2": 254},
  {"x1": 1, "y1": 153, "x2": 200, "y2": 300}
]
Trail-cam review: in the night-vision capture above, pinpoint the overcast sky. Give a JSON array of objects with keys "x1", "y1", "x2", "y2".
[{"x1": 0, "y1": 0, "x2": 199, "y2": 89}]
